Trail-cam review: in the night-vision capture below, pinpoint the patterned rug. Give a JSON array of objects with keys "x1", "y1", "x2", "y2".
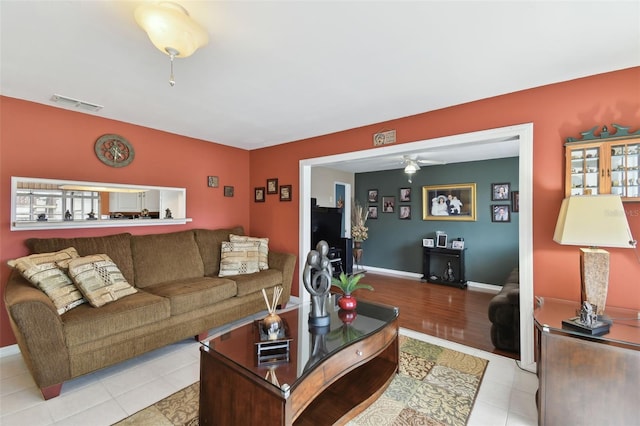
[{"x1": 115, "y1": 335, "x2": 488, "y2": 426}]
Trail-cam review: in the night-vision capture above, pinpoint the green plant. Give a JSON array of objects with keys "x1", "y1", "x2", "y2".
[{"x1": 331, "y1": 272, "x2": 373, "y2": 296}]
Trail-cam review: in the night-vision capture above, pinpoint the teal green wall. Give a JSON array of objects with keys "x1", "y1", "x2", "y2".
[{"x1": 354, "y1": 157, "x2": 518, "y2": 285}]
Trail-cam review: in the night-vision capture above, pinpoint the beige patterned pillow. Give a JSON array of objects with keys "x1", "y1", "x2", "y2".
[
  {"x1": 219, "y1": 241, "x2": 261, "y2": 277},
  {"x1": 67, "y1": 254, "x2": 137, "y2": 307},
  {"x1": 7, "y1": 248, "x2": 86, "y2": 314},
  {"x1": 229, "y1": 234, "x2": 269, "y2": 270}
]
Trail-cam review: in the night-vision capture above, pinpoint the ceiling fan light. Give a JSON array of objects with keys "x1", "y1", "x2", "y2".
[
  {"x1": 404, "y1": 163, "x2": 418, "y2": 174},
  {"x1": 135, "y1": 2, "x2": 209, "y2": 58}
]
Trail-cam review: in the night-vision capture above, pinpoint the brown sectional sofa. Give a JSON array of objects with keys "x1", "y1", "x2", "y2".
[{"x1": 4, "y1": 227, "x2": 296, "y2": 399}]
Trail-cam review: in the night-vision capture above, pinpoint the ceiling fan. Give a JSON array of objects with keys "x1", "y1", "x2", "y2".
[{"x1": 401, "y1": 155, "x2": 445, "y2": 182}]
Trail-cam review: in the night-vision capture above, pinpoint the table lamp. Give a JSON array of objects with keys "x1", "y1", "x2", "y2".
[{"x1": 553, "y1": 195, "x2": 636, "y2": 316}]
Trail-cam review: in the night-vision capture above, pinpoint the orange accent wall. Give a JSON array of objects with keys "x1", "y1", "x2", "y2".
[
  {"x1": 2, "y1": 68, "x2": 639, "y2": 349},
  {"x1": 250, "y1": 67, "x2": 640, "y2": 308},
  {"x1": 0, "y1": 97, "x2": 250, "y2": 347}
]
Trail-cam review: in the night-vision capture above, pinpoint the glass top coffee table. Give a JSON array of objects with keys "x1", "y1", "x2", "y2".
[{"x1": 199, "y1": 296, "x2": 399, "y2": 425}]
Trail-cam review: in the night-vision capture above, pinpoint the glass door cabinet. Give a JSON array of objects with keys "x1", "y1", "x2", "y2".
[{"x1": 565, "y1": 124, "x2": 640, "y2": 201}]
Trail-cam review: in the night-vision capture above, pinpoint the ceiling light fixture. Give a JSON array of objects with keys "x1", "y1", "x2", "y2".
[
  {"x1": 404, "y1": 162, "x2": 420, "y2": 183},
  {"x1": 134, "y1": 1, "x2": 209, "y2": 86}
]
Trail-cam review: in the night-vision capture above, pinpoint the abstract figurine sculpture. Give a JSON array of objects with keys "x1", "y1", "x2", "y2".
[{"x1": 303, "y1": 240, "x2": 333, "y2": 327}]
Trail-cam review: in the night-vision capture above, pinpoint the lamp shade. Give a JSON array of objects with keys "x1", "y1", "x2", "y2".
[
  {"x1": 135, "y1": 2, "x2": 209, "y2": 58},
  {"x1": 553, "y1": 195, "x2": 635, "y2": 248}
]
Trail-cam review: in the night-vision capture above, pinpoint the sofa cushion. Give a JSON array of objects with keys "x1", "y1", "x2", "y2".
[
  {"x1": 232, "y1": 269, "x2": 283, "y2": 297},
  {"x1": 143, "y1": 277, "x2": 237, "y2": 316},
  {"x1": 194, "y1": 227, "x2": 244, "y2": 276},
  {"x1": 67, "y1": 254, "x2": 137, "y2": 308},
  {"x1": 7, "y1": 248, "x2": 86, "y2": 314},
  {"x1": 229, "y1": 234, "x2": 269, "y2": 270},
  {"x1": 26, "y1": 233, "x2": 135, "y2": 285},
  {"x1": 131, "y1": 230, "x2": 204, "y2": 288},
  {"x1": 61, "y1": 290, "x2": 171, "y2": 347},
  {"x1": 219, "y1": 241, "x2": 261, "y2": 277}
]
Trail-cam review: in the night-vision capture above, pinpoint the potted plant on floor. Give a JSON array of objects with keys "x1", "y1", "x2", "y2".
[{"x1": 331, "y1": 272, "x2": 373, "y2": 311}]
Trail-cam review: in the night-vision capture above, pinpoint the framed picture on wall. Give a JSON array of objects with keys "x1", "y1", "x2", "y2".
[
  {"x1": 266, "y1": 178, "x2": 278, "y2": 194},
  {"x1": 399, "y1": 205, "x2": 411, "y2": 220},
  {"x1": 400, "y1": 187, "x2": 411, "y2": 202},
  {"x1": 368, "y1": 205, "x2": 378, "y2": 219},
  {"x1": 422, "y1": 183, "x2": 477, "y2": 221},
  {"x1": 368, "y1": 189, "x2": 378, "y2": 203},
  {"x1": 511, "y1": 191, "x2": 519, "y2": 212},
  {"x1": 382, "y1": 196, "x2": 395, "y2": 213},
  {"x1": 279, "y1": 184, "x2": 292, "y2": 201},
  {"x1": 255, "y1": 187, "x2": 265, "y2": 202},
  {"x1": 224, "y1": 186, "x2": 234, "y2": 197},
  {"x1": 491, "y1": 205, "x2": 510, "y2": 222},
  {"x1": 492, "y1": 182, "x2": 510, "y2": 201}
]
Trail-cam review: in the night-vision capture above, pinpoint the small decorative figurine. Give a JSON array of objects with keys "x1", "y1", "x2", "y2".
[
  {"x1": 64, "y1": 210, "x2": 73, "y2": 221},
  {"x1": 578, "y1": 301, "x2": 598, "y2": 327},
  {"x1": 443, "y1": 261, "x2": 455, "y2": 282},
  {"x1": 87, "y1": 211, "x2": 97, "y2": 220},
  {"x1": 165, "y1": 208, "x2": 173, "y2": 219},
  {"x1": 303, "y1": 240, "x2": 333, "y2": 327},
  {"x1": 37, "y1": 213, "x2": 47, "y2": 222}
]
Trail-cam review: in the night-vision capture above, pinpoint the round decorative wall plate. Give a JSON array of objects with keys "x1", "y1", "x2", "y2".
[{"x1": 94, "y1": 134, "x2": 135, "y2": 167}]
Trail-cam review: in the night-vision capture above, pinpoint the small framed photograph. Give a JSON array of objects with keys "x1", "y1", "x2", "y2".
[
  {"x1": 255, "y1": 187, "x2": 265, "y2": 202},
  {"x1": 511, "y1": 190, "x2": 519, "y2": 213},
  {"x1": 451, "y1": 240, "x2": 465, "y2": 250},
  {"x1": 400, "y1": 187, "x2": 411, "y2": 202},
  {"x1": 224, "y1": 186, "x2": 234, "y2": 197},
  {"x1": 492, "y1": 183, "x2": 510, "y2": 201},
  {"x1": 368, "y1": 189, "x2": 378, "y2": 203},
  {"x1": 423, "y1": 238, "x2": 435, "y2": 248},
  {"x1": 207, "y1": 176, "x2": 219, "y2": 188},
  {"x1": 399, "y1": 205, "x2": 411, "y2": 220},
  {"x1": 436, "y1": 233, "x2": 448, "y2": 248},
  {"x1": 382, "y1": 196, "x2": 395, "y2": 213},
  {"x1": 492, "y1": 205, "x2": 511, "y2": 222},
  {"x1": 266, "y1": 178, "x2": 278, "y2": 194},
  {"x1": 279, "y1": 184, "x2": 292, "y2": 201},
  {"x1": 368, "y1": 205, "x2": 378, "y2": 219}
]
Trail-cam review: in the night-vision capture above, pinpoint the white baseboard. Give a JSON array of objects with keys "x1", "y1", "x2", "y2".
[
  {"x1": 0, "y1": 343, "x2": 20, "y2": 358},
  {"x1": 360, "y1": 265, "x2": 502, "y2": 294}
]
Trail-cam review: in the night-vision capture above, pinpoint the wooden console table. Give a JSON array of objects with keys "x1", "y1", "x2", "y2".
[
  {"x1": 534, "y1": 298, "x2": 640, "y2": 425},
  {"x1": 199, "y1": 299, "x2": 399, "y2": 425}
]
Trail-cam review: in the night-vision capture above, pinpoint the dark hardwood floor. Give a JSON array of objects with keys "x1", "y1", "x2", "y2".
[{"x1": 351, "y1": 272, "x2": 519, "y2": 360}]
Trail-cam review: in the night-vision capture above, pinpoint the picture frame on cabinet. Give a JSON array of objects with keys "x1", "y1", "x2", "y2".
[
  {"x1": 451, "y1": 240, "x2": 465, "y2": 250},
  {"x1": 422, "y1": 238, "x2": 435, "y2": 248},
  {"x1": 255, "y1": 187, "x2": 265, "y2": 202}
]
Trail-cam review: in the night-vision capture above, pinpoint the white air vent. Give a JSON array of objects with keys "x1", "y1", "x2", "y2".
[{"x1": 50, "y1": 94, "x2": 103, "y2": 112}]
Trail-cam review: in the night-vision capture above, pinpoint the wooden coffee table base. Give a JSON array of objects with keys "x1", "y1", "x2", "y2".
[{"x1": 199, "y1": 318, "x2": 398, "y2": 426}]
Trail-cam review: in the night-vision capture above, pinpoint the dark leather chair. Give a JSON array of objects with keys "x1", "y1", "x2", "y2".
[{"x1": 488, "y1": 268, "x2": 520, "y2": 352}]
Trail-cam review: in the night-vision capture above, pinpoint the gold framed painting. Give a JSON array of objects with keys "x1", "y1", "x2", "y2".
[{"x1": 422, "y1": 183, "x2": 477, "y2": 221}]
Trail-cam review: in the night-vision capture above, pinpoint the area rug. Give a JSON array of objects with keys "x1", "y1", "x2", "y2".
[{"x1": 115, "y1": 335, "x2": 488, "y2": 426}]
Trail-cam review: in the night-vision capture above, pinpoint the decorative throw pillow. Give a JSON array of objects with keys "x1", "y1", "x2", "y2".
[
  {"x1": 7, "y1": 247, "x2": 86, "y2": 314},
  {"x1": 219, "y1": 241, "x2": 261, "y2": 277},
  {"x1": 229, "y1": 234, "x2": 269, "y2": 270},
  {"x1": 67, "y1": 254, "x2": 137, "y2": 308}
]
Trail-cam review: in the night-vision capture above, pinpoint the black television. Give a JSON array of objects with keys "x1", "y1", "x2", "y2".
[{"x1": 310, "y1": 204, "x2": 343, "y2": 250}]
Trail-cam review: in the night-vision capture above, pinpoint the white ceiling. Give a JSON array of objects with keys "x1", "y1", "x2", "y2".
[{"x1": 1, "y1": 1, "x2": 639, "y2": 172}]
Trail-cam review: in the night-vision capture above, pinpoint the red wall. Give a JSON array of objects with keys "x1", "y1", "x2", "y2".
[
  {"x1": 0, "y1": 97, "x2": 250, "y2": 347},
  {"x1": 250, "y1": 67, "x2": 640, "y2": 308},
  {"x1": 2, "y1": 68, "x2": 639, "y2": 348}
]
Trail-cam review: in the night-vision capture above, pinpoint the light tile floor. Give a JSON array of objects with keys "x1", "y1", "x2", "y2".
[{"x1": 0, "y1": 312, "x2": 538, "y2": 426}]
